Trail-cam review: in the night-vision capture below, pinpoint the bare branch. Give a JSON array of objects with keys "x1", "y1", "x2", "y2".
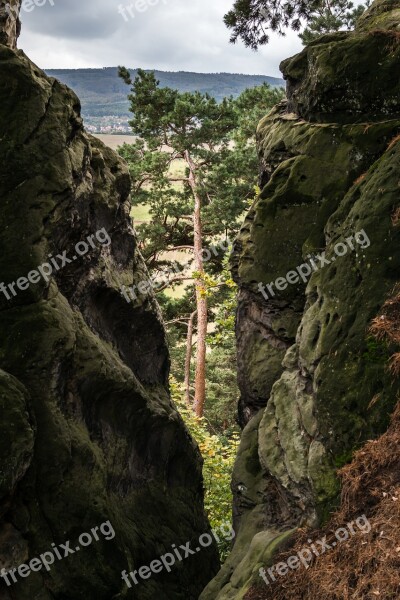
[
  {"x1": 165, "y1": 318, "x2": 192, "y2": 327},
  {"x1": 155, "y1": 276, "x2": 194, "y2": 293},
  {"x1": 164, "y1": 246, "x2": 194, "y2": 252}
]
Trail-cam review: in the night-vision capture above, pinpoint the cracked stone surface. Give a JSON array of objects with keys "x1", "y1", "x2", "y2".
[
  {"x1": 201, "y1": 1, "x2": 400, "y2": 598},
  {"x1": 0, "y1": 37, "x2": 218, "y2": 600},
  {"x1": 0, "y1": 0, "x2": 21, "y2": 49}
]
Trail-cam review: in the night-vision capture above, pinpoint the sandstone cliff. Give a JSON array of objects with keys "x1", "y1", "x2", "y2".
[
  {"x1": 201, "y1": 1, "x2": 400, "y2": 598},
  {"x1": 0, "y1": 0, "x2": 21, "y2": 49},
  {"x1": 0, "y1": 7, "x2": 218, "y2": 599}
]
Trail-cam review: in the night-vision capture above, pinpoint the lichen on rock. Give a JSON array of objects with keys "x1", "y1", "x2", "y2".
[
  {"x1": 0, "y1": 37, "x2": 218, "y2": 600},
  {"x1": 201, "y1": 1, "x2": 400, "y2": 598}
]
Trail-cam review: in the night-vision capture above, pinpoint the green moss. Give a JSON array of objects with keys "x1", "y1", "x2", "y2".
[
  {"x1": 357, "y1": 0, "x2": 400, "y2": 32},
  {"x1": 362, "y1": 336, "x2": 391, "y2": 365},
  {"x1": 333, "y1": 449, "x2": 354, "y2": 468},
  {"x1": 212, "y1": 6, "x2": 400, "y2": 597},
  {"x1": 233, "y1": 106, "x2": 400, "y2": 298},
  {"x1": 0, "y1": 371, "x2": 34, "y2": 501},
  {"x1": 0, "y1": 46, "x2": 217, "y2": 600},
  {"x1": 281, "y1": 22, "x2": 400, "y2": 123}
]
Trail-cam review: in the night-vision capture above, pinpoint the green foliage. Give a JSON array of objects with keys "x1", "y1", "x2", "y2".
[
  {"x1": 333, "y1": 448, "x2": 354, "y2": 468},
  {"x1": 117, "y1": 71, "x2": 285, "y2": 560},
  {"x1": 118, "y1": 74, "x2": 284, "y2": 272},
  {"x1": 119, "y1": 75, "x2": 284, "y2": 432},
  {"x1": 233, "y1": 83, "x2": 285, "y2": 143},
  {"x1": 300, "y1": 1, "x2": 371, "y2": 43},
  {"x1": 171, "y1": 380, "x2": 240, "y2": 561},
  {"x1": 124, "y1": 68, "x2": 238, "y2": 151},
  {"x1": 224, "y1": 0, "x2": 371, "y2": 49},
  {"x1": 164, "y1": 256, "x2": 240, "y2": 433},
  {"x1": 46, "y1": 67, "x2": 284, "y2": 119},
  {"x1": 118, "y1": 68, "x2": 244, "y2": 270},
  {"x1": 363, "y1": 336, "x2": 390, "y2": 365},
  {"x1": 204, "y1": 261, "x2": 239, "y2": 432}
]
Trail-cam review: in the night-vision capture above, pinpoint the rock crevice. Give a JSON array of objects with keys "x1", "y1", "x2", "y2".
[{"x1": 0, "y1": 40, "x2": 217, "y2": 600}]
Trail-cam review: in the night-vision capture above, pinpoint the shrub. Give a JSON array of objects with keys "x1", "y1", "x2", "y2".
[{"x1": 171, "y1": 380, "x2": 240, "y2": 560}]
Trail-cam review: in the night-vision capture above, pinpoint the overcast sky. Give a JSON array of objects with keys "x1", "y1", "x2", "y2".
[{"x1": 19, "y1": 0, "x2": 304, "y2": 77}]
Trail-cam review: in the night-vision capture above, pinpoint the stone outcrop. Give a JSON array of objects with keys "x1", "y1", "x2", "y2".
[
  {"x1": 0, "y1": 27, "x2": 217, "y2": 600},
  {"x1": 201, "y1": 1, "x2": 400, "y2": 598},
  {"x1": 0, "y1": 0, "x2": 21, "y2": 49}
]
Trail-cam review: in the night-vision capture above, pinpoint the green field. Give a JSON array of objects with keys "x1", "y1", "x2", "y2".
[{"x1": 96, "y1": 133, "x2": 193, "y2": 298}]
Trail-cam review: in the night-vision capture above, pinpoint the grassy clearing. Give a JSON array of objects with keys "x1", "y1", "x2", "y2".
[
  {"x1": 131, "y1": 204, "x2": 151, "y2": 222},
  {"x1": 131, "y1": 158, "x2": 186, "y2": 223}
]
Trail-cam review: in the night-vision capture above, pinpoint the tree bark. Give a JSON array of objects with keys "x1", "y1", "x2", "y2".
[
  {"x1": 184, "y1": 150, "x2": 207, "y2": 418},
  {"x1": 184, "y1": 310, "x2": 197, "y2": 406}
]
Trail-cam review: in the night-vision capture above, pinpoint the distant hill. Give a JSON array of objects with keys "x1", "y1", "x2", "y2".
[{"x1": 45, "y1": 67, "x2": 285, "y2": 133}]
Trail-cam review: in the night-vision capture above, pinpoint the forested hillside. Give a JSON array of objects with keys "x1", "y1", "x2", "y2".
[{"x1": 46, "y1": 67, "x2": 284, "y2": 132}]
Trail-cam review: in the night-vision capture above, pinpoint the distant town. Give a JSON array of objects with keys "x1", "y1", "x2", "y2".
[
  {"x1": 85, "y1": 116, "x2": 133, "y2": 135},
  {"x1": 46, "y1": 68, "x2": 285, "y2": 135}
]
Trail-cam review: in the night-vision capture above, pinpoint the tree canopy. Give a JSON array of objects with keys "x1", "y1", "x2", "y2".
[
  {"x1": 118, "y1": 67, "x2": 284, "y2": 420},
  {"x1": 224, "y1": 0, "x2": 371, "y2": 49}
]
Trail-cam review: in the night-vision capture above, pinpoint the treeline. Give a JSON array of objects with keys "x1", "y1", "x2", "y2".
[{"x1": 46, "y1": 67, "x2": 284, "y2": 117}]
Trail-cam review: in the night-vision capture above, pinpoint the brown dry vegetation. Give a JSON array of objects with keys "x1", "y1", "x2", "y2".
[
  {"x1": 391, "y1": 206, "x2": 400, "y2": 226},
  {"x1": 245, "y1": 287, "x2": 400, "y2": 600},
  {"x1": 370, "y1": 287, "x2": 400, "y2": 375},
  {"x1": 245, "y1": 408, "x2": 400, "y2": 600},
  {"x1": 354, "y1": 172, "x2": 367, "y2": 185},
  {"x1": 369, "y1": 28, "x2": 400, "y2": 52}
]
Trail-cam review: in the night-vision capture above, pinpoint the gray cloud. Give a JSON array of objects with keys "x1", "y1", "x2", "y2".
[
  {"x1": 20, "y1": 0, "x2": 122, "y2": 38},
  {"x1": 19, "y1": 0, "x2": 304, "y2": 76}
]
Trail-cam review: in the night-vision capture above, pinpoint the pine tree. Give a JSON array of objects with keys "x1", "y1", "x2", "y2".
[
  {"x1": 224, "y1": 0, "x2": 371, "y2": 49},
  {"x1": 119, "y1": 69, "x2": 284, "y2": 418}
]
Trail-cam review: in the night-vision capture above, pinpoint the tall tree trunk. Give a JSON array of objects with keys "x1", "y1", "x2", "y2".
[
  {"x1": 184, "y1": 310, "x2": 197, "y2": 406},
  {"x1": 184, "y1": 150, "x2": 207, "y2": 418}
]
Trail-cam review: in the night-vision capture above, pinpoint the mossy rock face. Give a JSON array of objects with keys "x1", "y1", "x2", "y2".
[
  {"x1": 200, "y1": 411, "x2": 297, "y2": 600},
  {"x1": 205, "y1": 1, "x2": 400, "y2": 598},
  {"x1": 0, "y1": 371, "x2": 34, "y2": 502},
  {"x1": 235, "y1": 288, "x2": 296, "y2": 426},
  {"x1": 357, "y1": 0, "x2": 400, "y2": 31},
  {"x1": 0, "y1": 0, "x2": 21, "y2": 49},
  {"x1": 232, "y1": 101, "x2": 400, "y2": 428},
  {"x1": 0, "y1": 46, "x2": 218, "y2": 599},
  {"x1": 306, "y1": 141, "x2": 400, "y2": 453},
  {"x1": 281, "y1": 1, "x2": 400, "y2": 123}
]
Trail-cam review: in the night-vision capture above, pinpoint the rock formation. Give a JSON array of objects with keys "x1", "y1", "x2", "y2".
[
  {"x1": 0, "y1": 6, "x2": 218, "y2": 600},
  {"x1": 0, "y1": 0, "x2": 21, "y2": 49},
  {"x1": 201, "y1": 1, "x2": 400, "y2": 598}
]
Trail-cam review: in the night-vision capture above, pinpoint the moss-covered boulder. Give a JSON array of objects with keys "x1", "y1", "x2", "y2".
[
  {"x1": 201, "y1": 1, "x2": 400, "y2": 598},
  {"x1": 232, "y1": 99, "x2": 400, "y2": 428},
  {"x1": 282, "y1": 0, "x2": 400, "y2": 123},
  {"x1": 0, "y1": 371, "x2": 34, "y2": 502},
  {"x1": 0, "y1": 40, "x2": 217, "y2": 600}
]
